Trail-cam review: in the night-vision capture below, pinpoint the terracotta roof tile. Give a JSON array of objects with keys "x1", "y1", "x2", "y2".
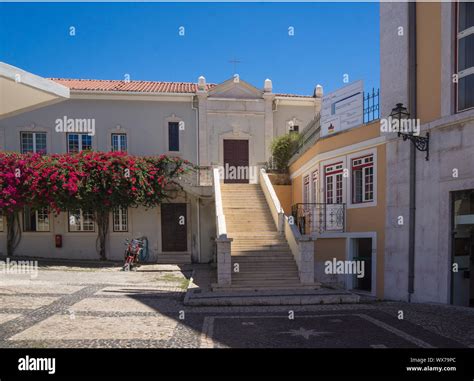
[{"x1": 50, "y1": 78, "x2": 312, "y2": 98}]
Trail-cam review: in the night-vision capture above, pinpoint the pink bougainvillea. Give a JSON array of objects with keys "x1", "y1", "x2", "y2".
[{"x1": 0, "y1": 151, "x2": 193, "y2": 258}]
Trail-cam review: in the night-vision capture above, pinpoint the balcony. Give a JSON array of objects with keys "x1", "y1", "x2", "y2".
[
  {"x1": 291, "y1": 203, "x2": 345, "y2": 235},
  {"x1": 176, "y1": 166, "x2": 213, "y2": 197}
]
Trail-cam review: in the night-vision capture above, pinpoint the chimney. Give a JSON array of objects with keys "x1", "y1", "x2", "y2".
[
  {"x1": 264, "y1": 78, "x2": 272, "y2": 93},
  {"x1": 198, "y1": 75, "x2": 206, "y2": 92},
  {"x1": 314, "y1": 84, "x2": 323, "y2": 98}
]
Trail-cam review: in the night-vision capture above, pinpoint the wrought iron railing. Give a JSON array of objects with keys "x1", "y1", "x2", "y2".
[
  {"x1": 363, "y1": 88, "x2": 380, "y2": 124},
  {"x1": 291, "y1": 203, "x2": 345, "y2": 234},
  {"x1": 292, "y1": 113, "x2": 321, "y2": 156}
]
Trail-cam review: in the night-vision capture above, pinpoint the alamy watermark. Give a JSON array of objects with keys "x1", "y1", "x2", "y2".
[
  {"x1": 380, "y1": 117, "x2": 420, "y2": 136},
  {"x1": 0, "y1": 258, "x2": 38, "y2": 279},
  {"x1": 325, "y1": 258, "x2": 365, "y2": 279},
  {"x1": 217, "y1": 163, "x2": 258, "y2": 183},
  {"x1": 55, "y1": 116, "x2": 95, "y2": 136}
]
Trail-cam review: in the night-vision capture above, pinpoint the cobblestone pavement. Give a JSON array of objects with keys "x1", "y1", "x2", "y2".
[{"x1": 0, "y1": 264, "x2": 473, "y2": 348}]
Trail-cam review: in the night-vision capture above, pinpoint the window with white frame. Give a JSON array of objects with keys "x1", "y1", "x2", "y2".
[
  {"x1": 112, "y1": 133, "x2": 127, "y2": 152},
  {"x1": 352, "y1": 155, "x2": 374, "y2": 204},
  {"x1": 303, "y1": 175, "x2": 310, "y2": 203},
  {"x1": 325, "y1": 162, "x2": 344, "y2": 204},
  {"x1": 23, "y1": 207, "x2": 50, "y2": 232},
  {"x1": 0, "y1": 211, "x2": 4, "y2": 232},
  {"x1": 21, "y1": 132, "x2": 47, "y2": 154},
  {"x1": 113, "y1": 207, "x2": 128, "y2": 232},
  {"x1": 68, "y1": 209, "x2": 95, "y2": 232},
  {"x1": 457, "y1": 2, "x2": 474, "y2": 111},
  {"x1": 311, "y1": 170, "x2": 319, "y2": 203},
  {"x1": 288, "y1": 119, "x2": 300, "y2": 134},
  {"x1": 289, "y1": 124, "x2": 299, "y2": 134},
  {"x1": 67, "y1": 133, "x2": 92, "y2": 153}
]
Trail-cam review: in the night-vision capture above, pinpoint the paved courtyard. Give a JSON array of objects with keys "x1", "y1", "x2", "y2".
[{"x1": 0, "y1": 262, "x2": 473, "y2": 348}]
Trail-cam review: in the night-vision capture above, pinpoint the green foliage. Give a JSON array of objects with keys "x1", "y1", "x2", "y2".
[{"x1": 270, "y1": 133, "x2": 301, "y2": 173}]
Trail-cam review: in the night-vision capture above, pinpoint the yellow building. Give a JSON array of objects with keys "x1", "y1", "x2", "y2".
[{"x1": 287, "y1": 100, "x2": 385, "y2": 298}]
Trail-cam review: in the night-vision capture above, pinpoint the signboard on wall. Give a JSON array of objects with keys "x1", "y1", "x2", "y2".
[{"x1": 320, "y1": 80, "x2": 363, "y2": 137}]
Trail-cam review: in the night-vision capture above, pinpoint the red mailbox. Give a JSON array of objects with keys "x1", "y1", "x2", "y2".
[{"x1": 55, "y1": 234, "x2": 62, "y2": 248}]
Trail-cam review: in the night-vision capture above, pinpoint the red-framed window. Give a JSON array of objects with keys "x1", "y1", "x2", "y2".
[
  {"x1": 324, "y1": 162, "x2": 343, "y2": 204},
  {"x1": 311, "y1": 170, "x2": 319, "y2": 203},
  {"x1": 303, "y1": 175, "x2": 310, "y2": 203},
  {"x1": 352, "y1": 155, "x2": 374, "y2": 204}
]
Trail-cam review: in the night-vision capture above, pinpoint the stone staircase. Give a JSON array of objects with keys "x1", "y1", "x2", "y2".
[{"x1": 221, "y1": 183, "x2": 315, "y2": 290}]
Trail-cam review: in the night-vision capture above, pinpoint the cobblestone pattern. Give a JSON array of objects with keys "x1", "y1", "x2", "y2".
[{"x1": 0, "y1": 266, "x2": 473, "y2": 348}]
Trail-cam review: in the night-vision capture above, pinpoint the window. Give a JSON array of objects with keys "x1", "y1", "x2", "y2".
[
  {"x1": 352, "y1": 155, "x2": 374, "y2": 203},
  {"x1": 325, "y1": 162, "x2": 344, "y2": 204},
  {"x1": 21, "y1": 132, "x2": 47, "y2": 154},
  {"x1": 457, "y1": 2, "x2": 474, "y2": 111},
  {"x1": 23, "y1": 207, "x2": 50, "y2": 232},
  {"x1": 168, "y1": 122, "x2": 180, "y2": 152},
  {"x1": 0, "y1": 211, "x2": 4, "y2": 232},
  {"x1": 67, "y1": 133, "x2": 92, "y2": 153},
  {"x1": 68, "y1": 209, "x2": 95, "y2": 232},
  {"x1": 290, "y1": 125, "x2": 299, "y2": 134},
  {"x1": 112, "y1": 133, "x2": 127, "y2": 152},
  {"x1": 311, "y1": 170, "x2": 319, "y2": 203},
  {"x1": 303, "y1": 175, "x2": 310, "y2": 203},
  {"x1": 113, "y1": 207, "x2": 128, "y2": 232}
]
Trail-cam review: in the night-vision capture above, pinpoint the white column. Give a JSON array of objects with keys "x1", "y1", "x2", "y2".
[
  {"x1": 298, "y1": 237, "x2": 315, "y2": 284},
  {"x1": 216, "y1": 237, "x2": 232, "y2": 286},
  {"x1": 263, "y1": 79, "x2": 275, "y2": 161},
  {"x1": 197, "y1": 76, "x2": 209, "y2": 167}
]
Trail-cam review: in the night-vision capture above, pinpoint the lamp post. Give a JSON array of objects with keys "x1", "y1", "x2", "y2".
[{"x1": 390, "y1": 103, "x2": 430, "y2": 161}]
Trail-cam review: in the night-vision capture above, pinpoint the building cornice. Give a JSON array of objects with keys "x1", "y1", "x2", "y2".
[
  {"x1": 69, "y1": 90, "x2": 194, "y2": 102},
  {"x1": 290, "y1": 135, "x2": 387, "y2": 179}
]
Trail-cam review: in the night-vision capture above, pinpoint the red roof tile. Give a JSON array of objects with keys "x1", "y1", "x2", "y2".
[
  {"x1": 50, "y1": 78, "x2": 216, "y2": 93},
  {"x1": 50, "y1": 78, "x2": 313, "y2": 98}
]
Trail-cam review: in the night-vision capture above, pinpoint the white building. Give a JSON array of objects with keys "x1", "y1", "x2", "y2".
[{"x1": 0, "y1": 62, "x2": 321, "y2": 271}]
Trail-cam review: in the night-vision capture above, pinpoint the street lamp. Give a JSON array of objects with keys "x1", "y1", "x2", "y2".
[{"x1": 390, "y1": 103, "x2": 430, "y2": 161}]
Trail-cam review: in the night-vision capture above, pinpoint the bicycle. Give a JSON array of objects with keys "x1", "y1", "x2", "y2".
[{"x1": 122, "y1": 238, "x2": 145, "y2": 271}]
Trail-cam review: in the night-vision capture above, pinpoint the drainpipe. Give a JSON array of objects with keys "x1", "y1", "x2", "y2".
[
  {"x1": 408, "y1": 2, "x2": 417, "y2": 301},
  {"x1": 192, "y1": 95, "x2": 201, "y2": 263}
]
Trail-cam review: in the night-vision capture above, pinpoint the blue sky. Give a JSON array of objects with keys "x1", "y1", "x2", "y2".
[{"x1": 0, "y1": 2, "x2": 379, "y2": 96}]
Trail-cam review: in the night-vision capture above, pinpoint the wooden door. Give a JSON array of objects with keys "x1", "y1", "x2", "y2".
[
  {"x1": 161, "y1": 203, "x2": 187, "y2": 252},
  {"x1": 223, "y1": 139, "x2": 249, "y2": 184}
]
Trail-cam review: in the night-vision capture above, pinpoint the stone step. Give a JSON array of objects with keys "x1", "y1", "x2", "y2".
[
  {"x1": 231, "y1": 263, "x2": 297, "y2": 268},
  {"x1": 232, "y1": 244, "x2": 289, "y2": 248},
  {"x1": 226, "y1": 218, "x2": 273, "y2": 221},
  {"x1": 156, "y1": 254, "x2": 191, "y2": 264},
  {"x1": 229, "y1": 231, "x2": 281, "y2": 236},
  {"x1": 225, "y1": 206, "x2": 268, "y2": 209},
  {"x1": 232, "y1": 249, "x2": 292, "y2": 254},
  {"x1": 221, "y1": 182, "x2": 302, "y2": 288},
  {"x1": 185, "y1": 287, "x2": 362, "y2": 306},
  {"x1": 232, "y1": 256, "x2": 294, "y2": 261},
  {"x1": 232, "y1": 256, "x2": 295, "y2": 262},
  {"x1": 232, "y1": 276, "x2": 300, "y2": 282},
  {"x1": 232, "y1": 235, "x2": 284, "y2": 238},
  {"x1": 227, "y1": 228, "x2": 277, "y2": 232},
  {"x1": 232, "y1": 279, "x2": 301, "y2": 284},
  {"x1": 232, "y1": 268, "x2": 299, "y2": 275},
  {"x1": 232, "y1": 263, "x2": 296, "y2": 267},
  {"x1": 232, "y1": 240, "x2": 288, "y2": 245},
  {"x1": 231, "y1": 237, "x2": 286, "y2": 241},
  {"x1": 232, "y1": 256, "x2": 296, "y2": 261},
  {"x1": 232, "y1": 262, "x2": 295, "y2": 266}
]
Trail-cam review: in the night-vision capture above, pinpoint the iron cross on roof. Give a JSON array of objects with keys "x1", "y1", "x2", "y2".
[{"x1": 228, "y1": 57, "x2": 242, "y2": 74}]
